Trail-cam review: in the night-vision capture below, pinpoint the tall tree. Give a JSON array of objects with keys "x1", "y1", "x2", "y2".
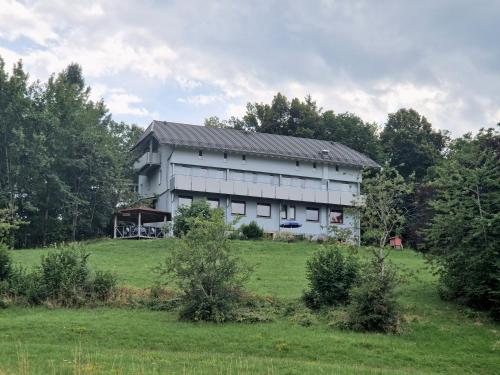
[
  {"x1": 423, "y1": 127, "x2": 500, "y2": 319},
  {"x1": 380, "y1": 108, "x2": 448, "y2": 180}
]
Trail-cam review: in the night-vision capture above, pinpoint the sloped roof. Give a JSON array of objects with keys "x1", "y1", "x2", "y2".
[{"x1": 134, "y1": 121, "x2": 379, "y2": 168}]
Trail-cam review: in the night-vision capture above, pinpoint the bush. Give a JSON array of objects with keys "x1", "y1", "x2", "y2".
[
  {"x1": 173, "y1": 200, "x2": 215, "y2": 237},
  {"x1": 0, "y1": 243, "x2": 12, "y2": 281},
  {"x1": 303, "y1": 245, "x2": 359, "y2": 309},
  {"x1": 161, "y1": 210, "x2": 251, "y2": 322},
  {"x1": 1, "y1": 243, "x2": 116, "y2": 307},
  {"x1": 240, "y1": 221, "x2": 264, "y2": 240},
  {"x1": 347, "y1": 257, "x2": 401, "y2": 333}
]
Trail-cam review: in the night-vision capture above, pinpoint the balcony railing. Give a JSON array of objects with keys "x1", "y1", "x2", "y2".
[
  {"x1": 134, "y1": 152, "x2": 160, "y2": 174},
  {"x1": 170, "y1": 174, "x2": 364, "y2": 206}
]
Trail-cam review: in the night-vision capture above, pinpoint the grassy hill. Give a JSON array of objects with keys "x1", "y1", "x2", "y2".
[{"x1": 1, "y1": 240, "x2": 499, "y2": 374}]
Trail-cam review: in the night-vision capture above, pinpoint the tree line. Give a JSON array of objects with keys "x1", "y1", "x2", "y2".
[{"x1": 0, "y1": 59, "x2": 142, "y2": 248}]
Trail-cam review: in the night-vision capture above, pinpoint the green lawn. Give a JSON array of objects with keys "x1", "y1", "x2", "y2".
[{"x1": 1, "y1": 240, "x2": 499, "y2": 374}]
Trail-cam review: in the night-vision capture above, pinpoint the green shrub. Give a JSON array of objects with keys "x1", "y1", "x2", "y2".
[
  {"x1": 240, "y1": 221, "x2": 264, "y2": 240},
  {"x1": 90, "y1": 271, "x2": 117, "y2": 301},
  {"x1": 173, "y1": 200, "x2": 215, "y2": 237},
  {"x1": 347, "y1": 257, "x2": 401, "y2": 333},
  {"x1": 161, "y1": 210, "x2": 251, "y2": 322},
  {"x1": 303, "y1": 245, "x2": 359, "y2": 309},
  {"x1": 0, "y1": 243, "x2": 12, "y2": 281}
]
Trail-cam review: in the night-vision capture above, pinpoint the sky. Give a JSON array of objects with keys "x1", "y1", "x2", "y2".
[{"x1": 0, "y1": 0, "x2": 499, "y2": 136}]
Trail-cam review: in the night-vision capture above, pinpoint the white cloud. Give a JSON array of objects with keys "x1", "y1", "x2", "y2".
[
  {"x1": 0, "y1": 0, "x2": 58, "y2": 46},
  {"x1": 106, "y1": 88, "x2": 153, "y2": 117}
]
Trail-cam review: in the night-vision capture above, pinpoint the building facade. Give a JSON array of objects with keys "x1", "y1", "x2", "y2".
[{"x1": 133, "y1": 121, "x2": 379, "y2": 239}]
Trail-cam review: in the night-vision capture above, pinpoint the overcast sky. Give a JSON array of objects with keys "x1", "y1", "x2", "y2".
[{"x1": 0, "y1": 0, "x2": 498, "y2": 136}]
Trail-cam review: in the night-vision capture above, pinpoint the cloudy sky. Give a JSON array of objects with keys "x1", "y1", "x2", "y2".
[{"x1": 0, "y1": 0, "x2": 499, "y2": 136}]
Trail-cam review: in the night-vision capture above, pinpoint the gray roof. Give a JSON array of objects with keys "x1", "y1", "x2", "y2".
[{"x1": 134, "y1": 121, "x2": 379, "y2": 168}]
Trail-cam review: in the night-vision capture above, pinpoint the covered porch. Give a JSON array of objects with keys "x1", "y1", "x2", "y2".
[{"x1": 113, "y1": 207, "x2": 171, "y2": 239}]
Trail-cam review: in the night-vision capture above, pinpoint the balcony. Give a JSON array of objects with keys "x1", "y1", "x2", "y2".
[
  {"x1": 169, "y1": 174, "x2": 363, "y2": 206},
  {"x1": 134, "y1": 152, "x2": 160, "y2": 174}
]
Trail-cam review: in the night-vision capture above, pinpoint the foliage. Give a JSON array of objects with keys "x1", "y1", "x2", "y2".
[
  {"x1": 360, "y1": 164, "x2": 413, "y2": 248},
  {"x1": 240, "y1": 220, "x2": 264, "y2": 240},
  {"x1": 380, "y1": 108, "x2": 449, "y2": 180},
  {"x1": 208, "y1": 92, "x2": 383, "y2": 161},
  {"x1": 423, "y1": 128, "x2": 500, "y2": 320},
  {"x1": 0, "y1": 58, "x2": 141, "y2": 248},
  {"x1": 0, "y1": 204, "x2": 26, "y2": 246},
  {"x1": 161, "y1": 210, "x2": 251, "y2": 322},
  {"x1": 2, "y1": 243, "x2": 116, "y2": 306},
  {"x1": 0, "y1": 243, "x2": 12, "y2": 281},
  {"x1": 273, "y1": 231, "x2": 296, "y2": 242},
  {"x1": 173, "y1": 200, "x2": 215, "y2": 237},
  {"x1": 328, "y1": 225, "x2": 357, "y2": 244},
  {"x1": 347, "y1": 255, "x2": 401, "y2": 333},
  {"x1": 303, "y1": 245, "x2": 359, "y2": 309}
]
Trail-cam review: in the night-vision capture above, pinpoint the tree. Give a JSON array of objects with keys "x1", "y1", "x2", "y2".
[
  {"x1": 161, "y1": 209, "x2": 250, "y2": 322},
  {"x1": 380, "y1": 108, "x2": 449, "y2": 180},
  {"x1": 173, "y1": 200, "x2": 215, "y2": 237},
  {"x1": 423, "y1": 128, "x2": 500, "y2": 319}
]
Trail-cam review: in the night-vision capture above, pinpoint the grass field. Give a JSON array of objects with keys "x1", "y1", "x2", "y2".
[{"x1": 1, "y1": 239, "x2": 499, "y2": 374}]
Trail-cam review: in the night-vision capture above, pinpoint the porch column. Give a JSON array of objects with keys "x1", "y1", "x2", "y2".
[
  {"x1": 163, "y1": 214, "x2": 167, "y2": 239},
  {"x1": 138, "y1": 212, "x2": 142, "y2": 239},
  {"x1": 113, "y1": 214, "x2": 117, "y2": 239}
]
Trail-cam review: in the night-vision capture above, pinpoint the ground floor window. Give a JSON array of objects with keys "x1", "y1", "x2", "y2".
[
  {"x1": 231, "y1": 201, "x2": 246, "y2": 215},
  {"x1": 207, "y1": 198, "x2": 219, "y2": 209},
  {"x1": 281, "y1": 204, "x2": 296, "y2": 220},
  {"x1": 178, "y1": 196, "x2": 193, "y2": 207},
  {"x1": 330, "y1": 206, "x2": 343, "y2": 224},
  {"x1": 306, "y1": 207, "x2": 319, "y2": 221},
  {"x1": 257, "y1": 203, "x2": 271, "y2": 218}
]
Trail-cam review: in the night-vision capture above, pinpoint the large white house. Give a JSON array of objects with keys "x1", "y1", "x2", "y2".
[{"x1": 131, "y1": 121, "x2": 379, "y2": 239}]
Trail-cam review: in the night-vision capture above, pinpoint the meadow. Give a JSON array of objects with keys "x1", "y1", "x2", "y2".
[{"x1": 1, "y1": 239, "x2": 499, "y2": 374}]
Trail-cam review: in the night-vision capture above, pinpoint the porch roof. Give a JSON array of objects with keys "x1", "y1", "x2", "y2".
[{"x1": 115, "y1": 207, "x2": 171, "y2": 223}]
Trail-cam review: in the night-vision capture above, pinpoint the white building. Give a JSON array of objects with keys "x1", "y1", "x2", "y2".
[{"x1": 132, "y1": 121, "x2": 379, "y2": 239}]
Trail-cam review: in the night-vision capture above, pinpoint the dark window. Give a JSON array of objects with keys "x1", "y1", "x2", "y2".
[
  {"x1": 306, "y1": 207, "x2": 319, "y2": 221},
  {"x1": 257, "y1": 203, "x2": 271, "y2": 218},
  {"x1": 207, "y1": 198, "x2": 219, "y2": 209},
  {"x1": 296, "y1": 160, "x2": 300, "y2": 167},
  {"x1": 313, "y1": 162, "x2": 316, "y2": 169},
  {"x1": 223, "y1": 152, "x2": 227, "y2": 159},
  {"x1": 335, "y1": 165, "x2": 339, "y2": 172},
  {"x1": 330, "y1": 207, "x2": 343, "y2": 224},
  {"x1": 231, "y1": 201, "x2": 246, "y2": 215},
  {"x1": 242, "y1": 155, "x2": 246, "y2": 161},
  {"x1": 198, "y1": 150, "x2": 203, "y2": 157}
]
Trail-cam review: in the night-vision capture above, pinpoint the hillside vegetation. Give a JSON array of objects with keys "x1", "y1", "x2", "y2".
[{"x1": 1, "y1": 239, "x2": 499, "y2": 374}]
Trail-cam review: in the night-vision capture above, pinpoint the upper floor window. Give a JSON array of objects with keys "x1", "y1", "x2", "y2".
[
  {"x1": 242, "y1": 155, "x2": 246, "y2": 161},
  {"x1": 335, "y1": 165, "x2": 339, "y2": 172},
  {"x1": 224, "y1": 152, "x2": 228, "y2": 160},
  {"x1": 178, "y1": 196, "x2": 193, "y2": 207},
  {"x1": 313, "y1": 162, "x2": 317, "y2": 169},
  {"x1": 306, "y1": 207, "x2": 319, "y2": 222},
  {"x1": 198, "y1": 150, "x2": 203, "y2": 157},
  {"x1": 257, "y1": 203, "x2": 271, "y2": 218},
  {"x1": 330, "y1": 207, "x2": 343, "y2": 224},
  {"x1": 295, "y1": 160, "x2": 300, "y2": 167},
  {"x1": 231, "y1": 201, "x2": 246, "y2": 216}
]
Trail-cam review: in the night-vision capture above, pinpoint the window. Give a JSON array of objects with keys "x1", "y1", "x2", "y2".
[
  {"x1": 295, "y1": 160, "x2": 300, "y2": 167},
  {"x1": 330, "y1": 207, "x2": 343, "y2": 224},
  {"x1": 281, "y1": 205, "x2": 296, "y2": 220},
  {"x1": 223, "y1": 152, "x2": 227, "y2": 159},
  {"x1": 306, "y1": 207, "x2": 319, "y2": 221},
  {"x1": 335, "y1": 165, "x2": 339, "y2": 172},
  {"x1": 313, "y1": 162, "x2": 316, "y2": 169},
  {"x1": 198, "y1": 150, "x2": 203, "y2": 157},
  {"x1": 257, "y1": 203, "x2": 271, "y2": 218},
  {"x1": 231, "y1": 201, "x2": 246, "y2": 215},
  {"x1": 178, "y1": 196, "x2": 193, "y2": 207},
  {"x1": 242, "y1": 155, "x2": 246, "y2": 161},
  {"x1": 207, "y1": 198, "x2": 219, "y2": 209}
]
